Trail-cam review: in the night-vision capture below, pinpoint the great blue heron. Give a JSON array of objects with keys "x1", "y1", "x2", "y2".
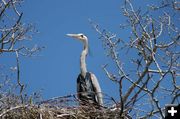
[{"x1": 66, "y1": 33, "x2": 103, "y2": 106}]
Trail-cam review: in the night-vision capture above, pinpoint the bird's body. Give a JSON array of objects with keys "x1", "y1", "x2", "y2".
[
  {"x1": 66, "y1": 33, "x2": 103, "y2": 106},
  {"x1": 77, "y1": 72, "x2": 102, "y2": 104}
]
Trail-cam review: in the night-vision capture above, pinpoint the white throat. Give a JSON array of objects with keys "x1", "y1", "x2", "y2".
[{"x1": 80, "y1": 40, "x2": 88, "y2": 78}]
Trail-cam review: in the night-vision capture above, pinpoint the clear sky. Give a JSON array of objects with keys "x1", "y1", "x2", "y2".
[
  {"x1": 16, "y1": 0, "x2": 126, "y2": 100},
  {"x1": 2, "y1": 0, "x2": 169, "y2": 102},
  {"x1": 1, "y1": 1, "x2": 180, "y2": 118}
]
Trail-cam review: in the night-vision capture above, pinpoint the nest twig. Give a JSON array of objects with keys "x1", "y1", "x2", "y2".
[{"x1": 0, "y1": 94, "x2": 131, "y2": 119}]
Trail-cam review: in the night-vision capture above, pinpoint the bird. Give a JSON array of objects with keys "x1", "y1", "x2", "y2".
[{"x1": 66, "y1": 33, "x2": 103, "y2": 106}]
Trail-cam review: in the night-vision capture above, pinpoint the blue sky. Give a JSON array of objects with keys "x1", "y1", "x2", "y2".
[
  {"x1": 1, "y1": 1, "x2": 179, "y2": 118},
  {"x1": 1, "y1": 1, "x2": 180, "y2": 118},
  {"x1": 15, "y1": 0, "x2": 126, "y2": 100},
  {"x1": 3, "y1": 0, "x2": 177, "y2": 104}
]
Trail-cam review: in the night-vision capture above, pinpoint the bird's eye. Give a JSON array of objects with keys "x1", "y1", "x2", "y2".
[{"x1": 80, "y1": 35, "x2": 84, "y2": 38}]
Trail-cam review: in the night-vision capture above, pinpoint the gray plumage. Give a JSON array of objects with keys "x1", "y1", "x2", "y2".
[{"x1": 66, "y1": 33, "x2": 103, "y2": 105}]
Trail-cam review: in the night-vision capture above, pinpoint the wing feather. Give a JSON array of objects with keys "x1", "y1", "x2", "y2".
[{"x1": 90, "y1": 73, "x2": 103, "y2": 105}]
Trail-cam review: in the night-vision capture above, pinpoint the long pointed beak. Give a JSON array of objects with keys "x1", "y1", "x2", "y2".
[{"x1": 66, "y1": 34, "x2": 79, "y2": 39}]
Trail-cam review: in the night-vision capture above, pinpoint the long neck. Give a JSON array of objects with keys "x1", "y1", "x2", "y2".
[{"x1": 80, "y1": 39, "x2": 88, "y2": 78}]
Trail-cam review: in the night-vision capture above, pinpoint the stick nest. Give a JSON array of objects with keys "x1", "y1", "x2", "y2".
[{"x1": 0, "y1": 94, "x2": 130, "y2": 119}]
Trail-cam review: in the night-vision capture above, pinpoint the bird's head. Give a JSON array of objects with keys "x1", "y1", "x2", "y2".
[{"x1": 66, "y1": 33, "x2": 88, "y2": 42}]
